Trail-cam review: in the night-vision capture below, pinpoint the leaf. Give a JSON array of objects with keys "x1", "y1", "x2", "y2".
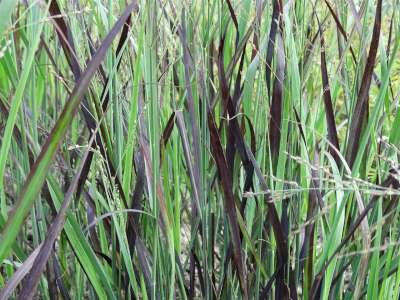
[
  {"x1": 268, "y1": 32, "x2": 285, "y2": 158},
  {"x1": 178, "y1": 10, "x2": 202, "y2": 212},
  {"x1": 217, "y1": 36, "x2": 254, "y2": 213},
  {"x1": 323, "y1": 0, "x2": 357, "y2": 63},
  {"x1": 207, "y1": 109, "x2": 248, "y2": 299},
  {"x1": 175, "y1": 111, "x2": 201, "y2": 214},
  {"x1": 319, "y1": 23, "x2": 341, "y2": 166},
  {"x1": 0, "y1": 243, "x2": 42, "y2": 299},
  {"x1": 178, "y1": 12, "x2": 203, "y2": 295},
  {"x1": 225, "y1": 0, "x2": 239, "y2": 47},
  {"x1": 345, "y1": 0, "x2": 382, "y2": 168},
  {"x1": 265, "y1": 0, "x2": 281, "y2": 97}
]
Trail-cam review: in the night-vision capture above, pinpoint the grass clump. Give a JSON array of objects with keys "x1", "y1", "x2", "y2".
[{"x1": 0, "y1": 0, "x2": 400, "y2": 299}]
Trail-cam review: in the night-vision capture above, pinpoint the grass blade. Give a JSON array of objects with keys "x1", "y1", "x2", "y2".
[
  {"x1": 319, "y1": 23, "x2": 341, "y2": 165},
  {"x1": 268, "y1": 32, "x2": 285, "y2": 159},
  {"x1": 207, "y1": 109, "x2": 248, "y2": 299},
  {"x1": 346, "y1": 0, "x2": 382, "y2": 168}
]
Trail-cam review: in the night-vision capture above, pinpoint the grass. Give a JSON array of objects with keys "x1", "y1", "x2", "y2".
[{"x1": 0, "y1": 0, "x2": 400, "y2": 299}]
